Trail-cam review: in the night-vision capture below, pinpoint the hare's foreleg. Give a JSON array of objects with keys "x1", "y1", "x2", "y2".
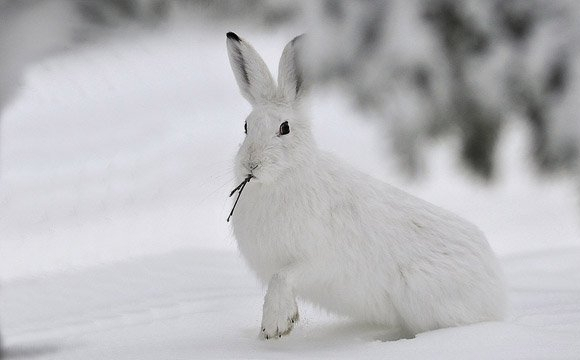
[{"x1": 260, "y1": 263, "x2": 315, "y2": 339}]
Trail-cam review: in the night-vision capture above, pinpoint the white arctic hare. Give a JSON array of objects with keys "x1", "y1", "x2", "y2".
[{"x1": 225, "y1": 32, "x2": 506, "y2": 340}]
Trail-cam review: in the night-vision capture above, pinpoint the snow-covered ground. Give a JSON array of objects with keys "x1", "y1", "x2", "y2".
[{"x1": 1, "y1": 22, "x2": 579, "y2": 359}]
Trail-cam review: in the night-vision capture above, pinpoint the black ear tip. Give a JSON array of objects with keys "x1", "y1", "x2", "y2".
[
  {"x1": 291, "y1": 34, "x2": 306, "y2": 45},
  {"x1": 227, "y1": 32, "x2": 241, "y2": 42}
]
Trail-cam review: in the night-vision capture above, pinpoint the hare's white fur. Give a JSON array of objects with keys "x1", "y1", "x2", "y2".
[{"x1": 226, "y1": 32, "x2": 506, "y2": 340}]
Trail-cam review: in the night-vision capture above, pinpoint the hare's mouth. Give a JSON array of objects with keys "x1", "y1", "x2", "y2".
[{"x1": 226, "y1": 174, "x2": 253, "y2": 222}]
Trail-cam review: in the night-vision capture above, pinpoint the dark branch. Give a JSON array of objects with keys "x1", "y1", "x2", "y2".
[{"x1": 227, "y1": 175, "x2": 253, "y2": 222}]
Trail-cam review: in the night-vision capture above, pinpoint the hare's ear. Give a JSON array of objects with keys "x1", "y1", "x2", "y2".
[
  {"x1": 277, "y1": 34, "x2": 307, "y2": 103},
  {"x1": 226, "y1": 32, "x2": 276, "y2": 105}
]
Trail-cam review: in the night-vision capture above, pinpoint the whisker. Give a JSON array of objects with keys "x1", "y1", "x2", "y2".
[
  {"x1": 197, "y1": 166, "x2": 234, "y2": 191},
  {"x1": 198, "y1": 174, "x2": 237, "y2": 204}
]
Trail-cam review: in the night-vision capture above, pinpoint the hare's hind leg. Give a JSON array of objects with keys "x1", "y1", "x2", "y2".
[{"x1": 393, "y1": 273, "x2": 503, "y2": 335}]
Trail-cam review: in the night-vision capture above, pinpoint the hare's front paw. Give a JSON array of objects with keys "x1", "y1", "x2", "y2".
[
  {"x1": 260, "y1": 279, "x2": 299, "y2": 339},
  {"x1": 260, "y1": 299, "x2": 299, "y2": 339}
]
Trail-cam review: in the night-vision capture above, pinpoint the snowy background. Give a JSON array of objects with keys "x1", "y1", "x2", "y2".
[{"x1": 1, "y1": 1, "x2": 580, "y2": 359}]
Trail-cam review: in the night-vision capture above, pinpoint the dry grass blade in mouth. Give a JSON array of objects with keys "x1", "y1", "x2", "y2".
[{"x1": 227, "y1": 175, "x2": 252, "y2": 222}]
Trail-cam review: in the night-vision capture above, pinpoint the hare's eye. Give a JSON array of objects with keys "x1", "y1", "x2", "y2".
[
  {"x1": 279, "y1": 121, "x2": 290, "y2": 136},
  {"x1": 244, "y1": 122, "x2": 247, "y2": 134}
]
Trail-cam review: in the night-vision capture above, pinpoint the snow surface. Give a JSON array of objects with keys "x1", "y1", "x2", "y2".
[{"x1": 1, "y1": 22, "x2": 580, "y2": 359}]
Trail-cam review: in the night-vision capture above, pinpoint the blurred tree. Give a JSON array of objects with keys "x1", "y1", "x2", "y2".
[
  {"x1": 0, "y1": 0, "x2": 169, "y2": 116},
  {"x1": 76, "y1": 0, "x2": 169, "y2": 26},
  {"x1": 173, "y1": 0, "x2": 299, "y2": 25},
  {"x1": 302, "y1": 0, "x2": 580, "y2": 179}
]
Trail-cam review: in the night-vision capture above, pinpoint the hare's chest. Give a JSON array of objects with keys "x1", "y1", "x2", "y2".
[
  {"x1": 234, "y1": 229, "x2": 290, "y2": 281},
  {"x1": 231, "y1": 189, "x2": 318, "y2": 281}
]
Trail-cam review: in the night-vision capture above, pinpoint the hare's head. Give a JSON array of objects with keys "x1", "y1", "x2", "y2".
[{"x1": 226, "y1": 32, "x2": 314, "y2": 184}]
